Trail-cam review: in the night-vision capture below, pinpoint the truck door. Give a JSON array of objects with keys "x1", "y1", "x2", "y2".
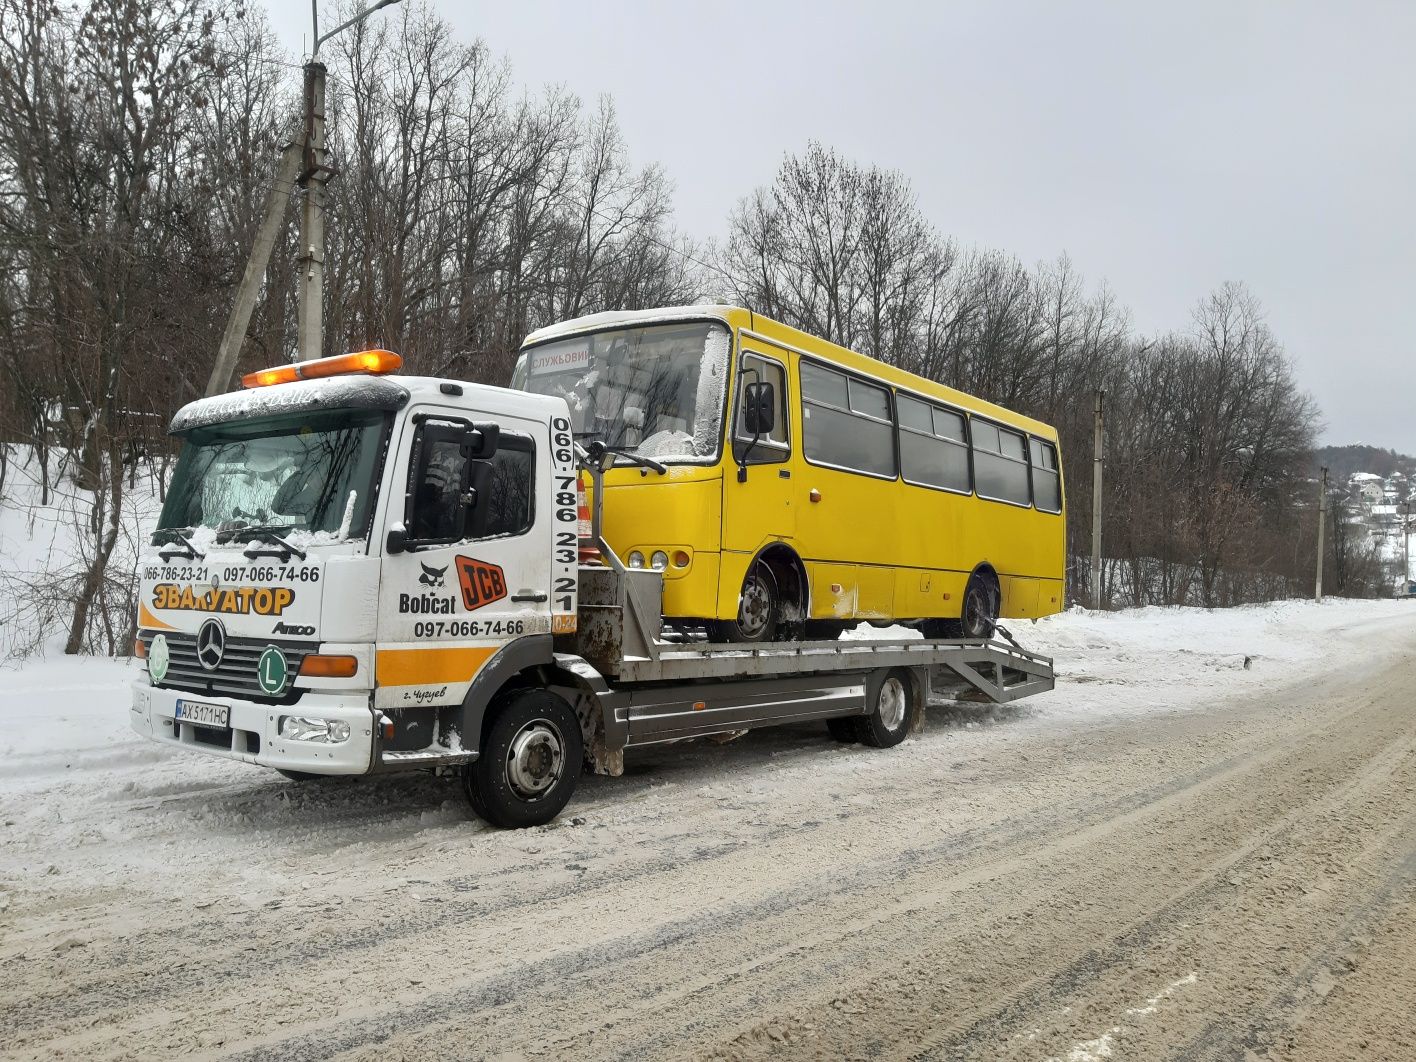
[{"x1": 374, "y1": 408, "x2": 552, "y2": 714}]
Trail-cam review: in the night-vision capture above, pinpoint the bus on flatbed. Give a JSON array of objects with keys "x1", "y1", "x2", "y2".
[{"x1": 512, "y1": 306, "x2": 1065, "y2": 644}]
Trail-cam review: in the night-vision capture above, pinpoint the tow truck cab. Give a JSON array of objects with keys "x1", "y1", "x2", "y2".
[{"x1": 132, "y1": 354, "x2": 584, "y2": 814}]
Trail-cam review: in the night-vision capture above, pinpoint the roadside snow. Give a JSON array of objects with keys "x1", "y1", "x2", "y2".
[
  {"x1": 0, "y1": 597, "x2": 1411, "y2": 904},
  {"x1": 849, "y1": 597, "x2": 1416, "y2": 721}
]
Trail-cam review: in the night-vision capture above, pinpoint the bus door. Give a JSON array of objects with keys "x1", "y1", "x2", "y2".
[{"x1": 722, "y1": 350, "x2": 795, "y2": 558}]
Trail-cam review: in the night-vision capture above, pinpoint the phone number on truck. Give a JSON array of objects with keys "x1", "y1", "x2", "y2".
[{"x1": 412, "y1": 619, "x2": 534, "y2": 639}]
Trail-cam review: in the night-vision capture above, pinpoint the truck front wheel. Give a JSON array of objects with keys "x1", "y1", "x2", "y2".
[{"x1": 463, "y1": 690, "x2": 583, "y2": 829}]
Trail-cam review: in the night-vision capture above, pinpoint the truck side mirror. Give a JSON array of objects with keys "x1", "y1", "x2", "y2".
[
  {"x1": 467, "y1": 422, "x2": 499, "y2": 459},
  {"x1": 743, "y1": 381, "x2": 775, "y2": 436}
]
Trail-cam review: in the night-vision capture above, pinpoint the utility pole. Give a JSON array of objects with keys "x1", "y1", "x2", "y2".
[
  {"x1": 1090, "y1": 389, "x2": 1104, "y2": 609},
  {"x1": 295, "y1": 0, "x2": 403, "y2": 362},
  {"x1": 204, "y1": 139, "x2": 304, "y2": 396},
  {"x1": 295, "y1": 60, "x2": 329, "y2": 362},
  {"x1": 201, "y1": 0, "x2": 401, "y2": 393},
  {"x1": 1405, "y1": 498, "x2": 1411, "y2": 596},
  {"x1": 1315, "y1": 466, "x2": 1328, "y2": 603}
]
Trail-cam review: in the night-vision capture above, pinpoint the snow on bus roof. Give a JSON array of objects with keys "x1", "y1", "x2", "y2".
[{"x1": 522, "y1": 305, "x2": 737, "y2": 346}]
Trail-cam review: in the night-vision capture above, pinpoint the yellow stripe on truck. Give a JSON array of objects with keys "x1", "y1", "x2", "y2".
[
  {"x1": 375, "y1": 646, "x2": 496, "y2": 687},
  {"x1": 138, "y1": 602, "x2": 178, "y2": 632}
]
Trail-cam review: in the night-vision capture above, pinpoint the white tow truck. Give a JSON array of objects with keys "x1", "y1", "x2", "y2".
[{"x1": 131, "y1": 349, "x2": 1054, "y2": 827}]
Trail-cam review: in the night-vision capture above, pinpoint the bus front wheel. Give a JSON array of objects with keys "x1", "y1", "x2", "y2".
[{"x1": 707, "y1": 560, "x2": 780, "y2": 643}]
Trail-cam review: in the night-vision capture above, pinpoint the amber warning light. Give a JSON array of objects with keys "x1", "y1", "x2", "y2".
[{"x1": 242, "y1": 349, "x2": 402, "y2": 389}]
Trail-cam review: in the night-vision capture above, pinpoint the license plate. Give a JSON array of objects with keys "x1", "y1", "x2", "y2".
[{"x1": 176, "y1": 698, "x2": 229, "y2": 729}]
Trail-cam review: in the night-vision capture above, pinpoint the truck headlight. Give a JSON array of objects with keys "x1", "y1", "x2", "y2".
[{"x1": 279, "y1": 716, "x2": 350, "y2": 743}]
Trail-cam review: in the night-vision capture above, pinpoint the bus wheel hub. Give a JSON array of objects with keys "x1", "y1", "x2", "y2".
[{"x1": 506, "y1": 721, "x2": 564, "y2": 798}]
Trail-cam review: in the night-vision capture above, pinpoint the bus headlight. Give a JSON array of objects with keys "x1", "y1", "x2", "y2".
[
  {"x1": 279, "y1": 716, "x2": 351, "y2": 743},
  {"x1": 628, "y1": 551, "x2": 645, "y2": 569},
  {"x1": 651, "y1": 550, "x2": 669, "y2": 571}
]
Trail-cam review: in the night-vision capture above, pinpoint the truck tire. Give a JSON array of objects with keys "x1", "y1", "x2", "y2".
[
  {"x1": 463, "y1": 690, "x2": 583, "y2": 829},
  {"x1": 854, "y1": 668, "x2": 915, "y2": 748}
]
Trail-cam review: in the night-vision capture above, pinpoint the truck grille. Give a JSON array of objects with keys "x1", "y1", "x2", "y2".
[{"x1": 139, "y1": 631, "x2": 317, "y2": 703}]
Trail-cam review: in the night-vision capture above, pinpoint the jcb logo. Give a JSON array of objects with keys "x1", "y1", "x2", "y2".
[{"x1": 455, "y1": 556, "x2": 507, "y2": 612}]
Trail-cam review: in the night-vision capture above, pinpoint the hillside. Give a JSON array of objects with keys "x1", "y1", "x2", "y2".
[{"x1": 1316, "y1": 444, "x2": 1416, "y2": 482}]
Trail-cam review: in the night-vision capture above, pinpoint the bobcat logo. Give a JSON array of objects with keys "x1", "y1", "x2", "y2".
[{"x1": 419, "y1": 562, "x2": 447, "y2": 589}]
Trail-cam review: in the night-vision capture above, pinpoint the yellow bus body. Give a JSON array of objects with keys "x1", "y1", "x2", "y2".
[{"x1": 519, "y1": 306, "x2": 1065, "y2": 628}]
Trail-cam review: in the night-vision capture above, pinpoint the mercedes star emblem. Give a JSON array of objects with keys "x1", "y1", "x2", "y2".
[{"x1": 196, "y1": 618, "x2": 226, "y2": 671}]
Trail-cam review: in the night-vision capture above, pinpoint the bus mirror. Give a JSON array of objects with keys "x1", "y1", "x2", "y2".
[
  {"x1": 466, "y1": 422, "x2": 499, "y2": 459},
  {"x1": 743, "y1": 381, "x2": 775, "y2": 436}
]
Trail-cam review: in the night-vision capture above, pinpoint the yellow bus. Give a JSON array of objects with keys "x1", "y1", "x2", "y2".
[{"x1": 510, "y1": 306, "x2": 1065, "y2": 642}]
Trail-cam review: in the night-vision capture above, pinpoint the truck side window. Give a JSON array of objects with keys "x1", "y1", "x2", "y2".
[
  {"x1": 410, "y1": 435, "x2": 468, "y2": 542},
  {"x1": 471, "y1": 435, "x2": 535, "y2": 539}
]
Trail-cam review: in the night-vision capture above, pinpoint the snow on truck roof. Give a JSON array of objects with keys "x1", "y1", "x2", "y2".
[{"x1": 171, "y1": 374, "x2": 567, "y2": 434}]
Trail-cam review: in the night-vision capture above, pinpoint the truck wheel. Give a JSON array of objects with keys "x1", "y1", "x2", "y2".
[
  {"x1": 707, "y1": 560, "x2": 779, "y2": 643},
  {"x1": 855, "y1": 668, "x2": 915, "y2": 748},
  {"x1": 826, "y1": 717, "x2": 859, "y2": 743},
  {"x1": 463, "y1": 690, "x2": 583, "y2": 829}
]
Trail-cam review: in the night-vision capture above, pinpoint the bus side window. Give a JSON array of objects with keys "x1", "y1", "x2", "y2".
[
  {"x1": 898, "y1": 395, "x2": 970, "y2": 493},
  {"x1": 1031, "y1": 438, "x2": 1062, "y2": 513},
  {"x1": 972, "y1": 421, "x2": 1031, "y2": 506},
  {"x1": 734, "y1": 355, "x2": 789, "y2": 463},
  {"x1": 801, "y1": 362, "x2": 896, "y2": 478}
]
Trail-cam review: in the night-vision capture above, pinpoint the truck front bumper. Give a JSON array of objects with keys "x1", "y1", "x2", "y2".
[{"x1": 131, "y1": 682, "x2": 376, "y2": 775}]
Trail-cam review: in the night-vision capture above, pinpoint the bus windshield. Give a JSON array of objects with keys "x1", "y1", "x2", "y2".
[
  {"x1": 158, "y1": 409, "x2": 389, "y2": 541},
  {"x1": 511, "y1": 321, "x2": 730, "y2": 462}
]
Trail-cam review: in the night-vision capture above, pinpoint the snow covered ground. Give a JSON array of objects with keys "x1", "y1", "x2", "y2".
[
  {"x1": 1, "y1": 596, "x2": 1414, "y2": 1060},
  {"x1": 1, "y1": 596, "x2": 1410, "y2": 905}
]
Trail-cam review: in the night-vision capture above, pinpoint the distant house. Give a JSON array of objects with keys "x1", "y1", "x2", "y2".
[{"x1": 1350, "y1": 472, "x2": 1385, "y2": 506}]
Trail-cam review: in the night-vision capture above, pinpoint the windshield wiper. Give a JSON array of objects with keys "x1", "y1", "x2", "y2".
[
  {"x1": 218, "y1": 524, "x2": 308, "y2": 561},
  {"x1": 586, "y1": 440, "x2": 667, "y2": 476},
  {"x1": 151, "y1": 527, "x2": 204, "y2": 561}
]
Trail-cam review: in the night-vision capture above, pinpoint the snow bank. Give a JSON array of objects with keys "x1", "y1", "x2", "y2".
[{"x1": 849, "y1": 597, "x2": 1416, "y2": 721}]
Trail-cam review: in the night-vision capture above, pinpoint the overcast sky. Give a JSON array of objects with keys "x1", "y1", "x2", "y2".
[{"x1": 270, "y1": 1, "x2": 1416, "y2": 453}]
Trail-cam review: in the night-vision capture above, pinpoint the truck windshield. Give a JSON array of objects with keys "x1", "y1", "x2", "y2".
[
  {"x1": 511, "y1": 321, "x2": 729, "y2": 462},
  {"x1": 158, "y1": 409, "x2": 389, "y2": 540}
]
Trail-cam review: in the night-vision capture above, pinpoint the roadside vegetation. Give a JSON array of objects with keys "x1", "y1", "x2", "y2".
[{"x1": 0, "y1": 1, "x2": 1391, "y2": 655}]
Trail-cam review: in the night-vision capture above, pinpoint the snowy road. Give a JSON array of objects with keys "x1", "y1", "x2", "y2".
[{"x1": 2, "y1": 600, "x2": 1415, "y2": 1060}]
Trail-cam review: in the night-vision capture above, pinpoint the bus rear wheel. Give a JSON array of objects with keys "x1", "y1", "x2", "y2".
[
  {"x1": 926, "y1": 570, "x2": 999, "y2": 640},
  {"x1": 463, "y1": 690, "x2": 583, "y2": 829},
  {"x1": 707, "y1": 560, "x2": 780, "y2": 643}
]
